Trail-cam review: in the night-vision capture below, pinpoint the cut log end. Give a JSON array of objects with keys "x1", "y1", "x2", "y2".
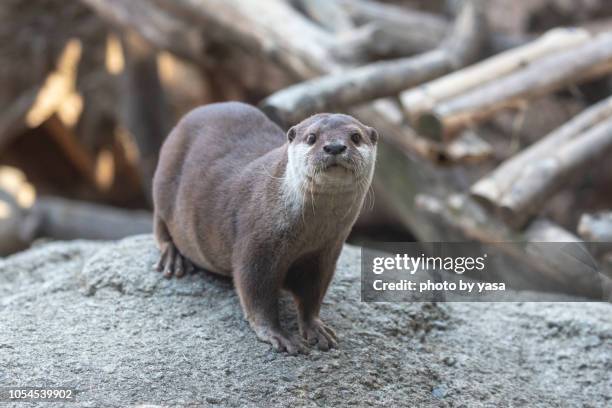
[{"x1": 417, "y1": 112, "x2": 444, "y2": 141}]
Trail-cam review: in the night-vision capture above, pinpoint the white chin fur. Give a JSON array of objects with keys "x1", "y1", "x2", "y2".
[{"x1": 283, "y1": 143, "x2": 375, "y2": 207}]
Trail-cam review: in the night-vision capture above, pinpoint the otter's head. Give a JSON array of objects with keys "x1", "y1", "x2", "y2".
[{"x1": 286, "y1": 113, "x2": 378, "y2": 190}]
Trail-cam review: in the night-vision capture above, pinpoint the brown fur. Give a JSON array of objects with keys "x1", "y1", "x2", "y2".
[{"x1": 153, "y1": 102, "x2": 377, "y2": 354}]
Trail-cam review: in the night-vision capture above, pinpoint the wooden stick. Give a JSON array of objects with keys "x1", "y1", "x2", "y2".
[
  {"x1": 338, "y1": 0, "x2": 528, "y2": 59},
  {"x1": 80, "y1": 0, "x2": 206, "y2": 64},
  {"x1": 444, "y1": 129, "x2": 493, "y2": 164},
  {"x1": 400, "y1": 28, "x2": 591, "y2": 124},
  {"x1": 297, "y1": 0, "x2": 354, "y2": 33},
  {"x1": 167, "y1": 0, "x2": 343, "y2": 77},
  {"x1": 415, "y1": 194, "x2": 604, "y2": 298},
  {"x1": 331, "y1": 22, "x2": 433, "y2": 62},
  {"x1": 261, "y1": 50, "x2": 451, "y2": 127},
  {"x1": 335, "y1": 0, "x2": 448, "y2": 55},
  {"x1": 480, "y1": 114, "x2": 612, "y2": 229},
  {"x1": 260, "y1": 0, "x2": 487, "y2": 127},
  {"x1": 415, "y1": 32, "x2": 612, "y2": 140},
  {"x1": 24, "y1": 196, "x2": 152, "y2": 242},
  {"x1": 471, "y1": 95, "x2": 612, "y2": 225},
  {"x1": 355, "y1": 99, "x2": 492, "y2": 164},
  {"x1": 81, "y1": 0, "x2": 341, "y2": 78},
  {"x1": 352, "y1": 100, "x2": 440, "y2": 161},
  {"x1": 296, "y1": 0, "x2": 372, "y2": 63}
]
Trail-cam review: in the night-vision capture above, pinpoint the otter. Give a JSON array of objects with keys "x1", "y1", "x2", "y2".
[{"x1": 152, "y1": 102, "x2": 377, "y2": 354}]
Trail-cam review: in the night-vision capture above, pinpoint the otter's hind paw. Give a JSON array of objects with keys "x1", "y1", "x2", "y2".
[{"x1": 155, "y1": 244, "x2": 195, "y2": 278}]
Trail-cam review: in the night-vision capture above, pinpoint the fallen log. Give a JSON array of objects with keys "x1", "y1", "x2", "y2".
[
  {"x1": 260, "y1": 0, "x2": 487, "y2": 127},
  {"x1": 80, "y1": 0, "x2": 206, "y2": 64},
  {"x1": 262, "y1": 51, "x2": 451, "y2": 127},
  {"x1": 493, "y1": 116, "x2": 612, "y2": 228},
  {"x1": 164, "y1": 0, "x2": 344, "y2": 77},
  {"x1": 400, "y1": 28, "x2": 590, "y2": 126},
  {"x1": 81, "y1": 0, "x2": 342, "y2": 78},
  {"x1": 471, "y1": 95, "x2": 612, "y2": 228},
  {"x1": 335, "y1": 0, "x2": 448, "y2": 55},
  {"x1": 338, "y1": 0, "x2": 529, "y2": 59},
  {"x1": 355, "y1": 99, "x2": 492, "y2": 164},
  {"x1": 415, "y1": 32, "x2": 612, "y2": 140},
  {"x1": 296, "y1": 0, "x2": 376, "y2": 63},
  {"x1": 21, "y1": 196, "x2": 152, "y2": 243},
  {"x1": 297, "y1": 0, "x2": 355, "y2": 33},
  {"x1": 444, "y1": 130, "x2": 493, "y2": 164},
  {"x1": 330, "y1": 21, "x2": 436, "y2": 62},
  {"x1": 415, "y1": 194, "x2": 605, "y2": 298}
]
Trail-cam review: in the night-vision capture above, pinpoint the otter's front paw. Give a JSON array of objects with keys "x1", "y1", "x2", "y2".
[
  {"x1": 253, "y1": 325, "x2": 308, "y2": 356},
  {"x1": 300, "y1": 319, "x2": 338, "y2": 351}
]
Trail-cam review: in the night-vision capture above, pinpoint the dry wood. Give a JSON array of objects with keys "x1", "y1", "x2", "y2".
[
  {"x1": 578, "y1": 212, "x2": 612, "y2": 242},
  {"x1": 297, "y1": 0, "x2": 355, "y2": 33},
  {"x1": 80, "y1": 0, "x2": 206, "y2": 64},
  {"x1": 262, "y1": 50, "x2": 451, "y2": 127},
  {"x1": 330, "y1": 21, "x2": 434, "y2": 62},
  {"x1": 260, "y1": 0, "x2": 487, "y2": 127},
  {"x1": 335, "y1": 0, "x2": 448, "y2": 55},
  {"x1": 400, "y1": 28, "x2": 591, "y2": 125},
  {"x1": 1, "y1": 192, "x2": 152, "y2": 255},
  {"x1": 338, "y1": 0, "x2": 528, "y2": 59},
  {"x1": 296, "y1": 0, "x2": 375, "y2": 63},
  {"x1": 82, "y1": 0, "x2": 346, "y2": 77},
  {"x1": 415, "y1": 194, "x2": 604, "y2": 298},
  {"x1": 352, "y1": 100, "x2": 439, "y2": 161},
  {"x1": 167, "y1": 0, "x2": 342, "y2": 77},
  {"x1": 495, "y1": 116, "x2": 612, "y2": 228},
  {"x1": 22, "y1": 196, "x2": 152, "y2": 242},
  {"x1": 444, "y1": 130, "x2": 492, "y2": 163},
  {"x1": 471, "y1": 95, "x2": 612, "y2": 228},
  {"x1": 415, "y1": 33, "x2": 612, "y2": 140},
  {"x1": 356, "y1": 99, "x2": 492, "y2": 164}
]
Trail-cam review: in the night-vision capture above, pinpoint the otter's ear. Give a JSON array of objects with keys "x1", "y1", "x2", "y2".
[
  {"x1": 287, "y1": 126, "x2": 297, "y2": 143},
  {"x1": 368, "y1": 127, "x2": 378, "y2": 144}
]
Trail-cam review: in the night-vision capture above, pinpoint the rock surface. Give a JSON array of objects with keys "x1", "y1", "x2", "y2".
[{"x1": 0, "y1": 235, "x2": 611, "y2": 407}]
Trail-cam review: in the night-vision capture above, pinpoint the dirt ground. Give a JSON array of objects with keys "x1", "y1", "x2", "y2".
[{"x1": 0, "y1": 235, "x2": 610, "y2": 407}]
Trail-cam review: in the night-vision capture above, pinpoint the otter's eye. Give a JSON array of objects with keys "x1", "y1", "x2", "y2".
[
  {"x1": 351, "y1": 133, "x2": 361, "y2": 145},
  {"x1": 306, "y1": 133, "x2": 317, "y2": 145}
]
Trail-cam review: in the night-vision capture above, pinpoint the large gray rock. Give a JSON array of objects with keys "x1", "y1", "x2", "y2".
[{"x1": 0, "y1": 235, "x2": 610, "y2": 407}]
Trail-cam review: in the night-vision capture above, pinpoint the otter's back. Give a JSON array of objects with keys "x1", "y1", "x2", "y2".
[{"x1": 153, "y1": 102, "x2": 285, "y2": 272}]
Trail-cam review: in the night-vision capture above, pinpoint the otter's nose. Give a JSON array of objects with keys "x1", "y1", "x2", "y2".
[{"x1": 323, "y1": 143, "x2": 347, "y2": 155}]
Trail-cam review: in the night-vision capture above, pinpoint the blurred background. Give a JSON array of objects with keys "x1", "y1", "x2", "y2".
[{"x1": 1, "y1": 0, "x2": 612, "y2": 298}]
